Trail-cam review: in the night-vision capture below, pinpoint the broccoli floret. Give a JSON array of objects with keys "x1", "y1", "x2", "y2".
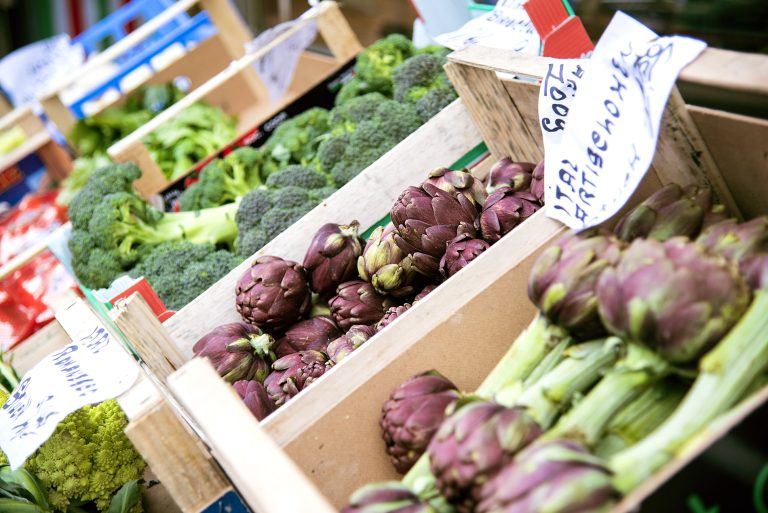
[
  {"x1": 319, "y1": 97, "x2": 422, "y2": 187},
  {"x1": 67, "y1": 163, "x2": 141, "y2": 230},
  {"x1": 271, "y1": 186, "x2": 314, "y2": 209},
  {"x1": 415, "y1": 86, "x2": 458, "y2": 122},
  {"x1": 264, "y1": 165, "x2": 329, "y2": 190},
  {"x1": 179, "y1": 181, "x2": 205, "y2": 211},
  {"x1": 71, "y1": 186, "x2": 239, "y2": 289},
  {"x1": 132, "y1": 241, "x2": 241, "y2": 311},
  {"x1": 261, "y1": 107, "x2": 331, "y2": 173},
  {"x1": 25, "y1": 400, "x2": 145, "y2": 512},
  {"x1": 236, "y1": 188, "x2": 274, "y2": 233},
  {"x1": 260, "y1": 205, "x2": 314, "y2": 239},
  {"x1": 355, "y1": 34, "x2": 415, "y2": 95},
  {"x1": 236, "y1": 229, "x2": 269, "y2": 258},
  {"x1": 309, "y1": 186, "x2": 338, "y2": 202},
  {"x1": 393, "y1": 53, "x2": 452, "y2": 102},
  {"x1": 415, "y1": 44, "x2": 452, "y2": 58},
  {"x1": 181, "y1": 152, "x2": 265, "y2": 210},
  {"x1": 334, "y1": 76, "x2": 381, "y2": 106}
]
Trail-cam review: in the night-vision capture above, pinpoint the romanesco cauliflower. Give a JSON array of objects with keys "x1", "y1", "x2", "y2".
[{"x1": 24, "y1": 399, "x2": 146, "y2": 512}]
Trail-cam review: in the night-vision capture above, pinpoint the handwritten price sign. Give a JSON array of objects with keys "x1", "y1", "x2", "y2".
[
  {"x1": 0, "y1": 314, "x2": 137, "y2": 469},
  {"x1": 539, "y1": 12, "x2": 706, "y2": 230}
]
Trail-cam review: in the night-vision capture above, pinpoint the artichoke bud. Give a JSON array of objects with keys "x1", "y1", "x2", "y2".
[
  {"x1": 426, "y1": 167, "x2": 487, "y2": 207},
  {"x1": 531, "y1": 160, "x2": 545, "y2": 203},
  {"x1": 303, "y1": 223, "x2": 363, "y2": 298},
  {"x1": 341, "y1": 482, "x2": 436, "y2": 513},
  {"x1": 486, "y1": 158, "x2": 535, "y2": 194}
]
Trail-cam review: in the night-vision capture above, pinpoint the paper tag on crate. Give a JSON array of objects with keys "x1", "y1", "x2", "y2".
[
  {"x1": 247, "y1": 19, "x2": 319, "y2": 103},
  {"x1": 435, "y1": 0, "x2": 540, "y2": 54},
  {"x1": 0, "y1": 302, "x2": 138, "y2": 469},
  {"x1": 540, "y1": 11, "x2": 706, "y2": 230}
]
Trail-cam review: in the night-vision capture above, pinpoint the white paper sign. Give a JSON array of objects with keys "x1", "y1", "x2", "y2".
[
  {"x1": 0, "y1": 314, "x2": 137, "y2": 469},
  {"x1": 435, "y1": 0, "x2": 540, "y2": 54},
  {"x1": 247, "y1": 18, "x2": 319, "y2": 103},
  {"x1": 0, "y1": 34, "x2": 85, "y2": 107},
  {"x1": 541, "y1": 12, "x2": 706, "y2": 230}
]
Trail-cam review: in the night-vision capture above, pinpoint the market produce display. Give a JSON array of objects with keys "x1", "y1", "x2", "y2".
[
  {"x1": 0, "y1": 357, "x2": 146, "y2": 513},
  {"x1": 335, "y1": 182, "x2": 768, "y2": 513},
  {"x1": 191, "y1": 159, "x2": 545, "y2": 420}
]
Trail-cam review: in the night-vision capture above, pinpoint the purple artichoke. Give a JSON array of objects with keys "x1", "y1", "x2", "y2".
[
  {"x1": 380, "y1": 370, "x2": 460, "y2": 474},
  {"x1": 265, "y1": 350, "x2": 330, "y2": 406},
  {"x1": 427, "y1": 401, "x2": 543, "y2": 511},
  {"x1": 528, "y1": 232, "x2": 624, "y2": 340},
  {"x1": 341, "y1": 482, "x2": 433, "y2": 513},
  {"x1": 597, "y1": 237, "x2": 750, "y2": 363},
  {"x1": 697, "y1": 217, "x2": 768, "y2": 290},
  {"x1": 329, "y1": 280, "x2": 395, "y2": 330},
  {"x1": 391, "y1": 183, "x2": 480, "y2": 277},
  {"x1": 742, "y1": 254, "x2": 768, "y2": 290},
  {"x1": 235, "y1": 256, "x2": 311, "y2": 331},
  {"x1": 614, "y1": 183, "x2": 716, "y2": 242},
  {"x1": 426, "y1": 167, "x2": 487, "y2": 207},
  {"x1": 476, "y1": 440, "x2": 617, "y2": 513},
  {"x1": 486, "y1": 158, "x2": 535, "y2": 194},
  {"x1": 531, "y1": 160, "x2": 544, "y2": 203},
  {"x1": 440, "y1": 234, "x2": 490, "y2": 277},
  {"x1": 233, "y1": 379, "x2": 277, "y2": 420},
  {"x1": 376, "y1": 304, "x2": 412, "y2": 331},
  {"x1": 303, "y1": 222, "x2": 364, "y2": 298},
  {"x1": 358, "y1": 224, "x2": 417, "y2": 297},
  {"x1": 413, "y1": 284, "x2": 437, "y2": 302},
  {"x1": 192, "y1": 322, "x2": 275, "y2": 383},
  {"x1": 480, "y1": 188, "x2": 540, "y2": 243},
  {"x1": 274, "y1": 316, "x2": 341, "y2": 357},
  {"x1": 326, "y1": 325, "x2": 377, "y2": 364}
]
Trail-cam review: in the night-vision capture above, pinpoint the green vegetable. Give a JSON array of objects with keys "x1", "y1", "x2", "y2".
[
  {"x1": 178, "y1": 147, "x2": 264, "y2": 211},
  {"x1": 392, "y1": 53, "x2": 457, "y2": 123},
  {"x1": 56, "y1": 153, "x2": 113, "y2": 205},
  {"x1": 69, "y1": 83, "x2": 185, "y2": 157},
  {"x1": 144, "y1": 102, "x2": 237, "y2": 181},
  {"x1": 24, "y1": 400, "x2": 146, "y2": 512},
  {"x1": 316, "y1": 93, "x2": 421, "y2": 187},
  {"x1": 264, "y1": 165, "x2": 329, "y2": 190},
  {"x1": 68, "y1": 163, "x2": 240, "y2": 289},
  {"x1": 131, "y1": 241, "x2": 242, "y2": 311},
  {"x1": 259, "y1": 108, "x2": 331, "y2": 176},
  {"x1": 354, "y1": 34, "x2": 415, "y2": 97}
]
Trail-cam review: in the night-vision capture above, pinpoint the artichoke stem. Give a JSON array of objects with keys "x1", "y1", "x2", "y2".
[
  {"x1": 611, "y1": 290, "x2": 768, "y2": 493},
  {"x1": 477, "y1": 314, "x2": 572, "y2": 397},
  {"x1": 595, "y1": 380, "x2": 686, "y2": 459},
  {"x1": 544, "y1": 344, "x2": 671, "y2": 447},
  {"x1": 515, "y1": 337, "x2": 626, "y2": 429}
]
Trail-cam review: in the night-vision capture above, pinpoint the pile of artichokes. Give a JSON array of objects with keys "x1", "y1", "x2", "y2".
[
  {"x1": 191, "y1": 157, "x2": 545, "y2": 420},
  {"x1": 342, "y1": 182, "x2": 768, "y2": 513}
]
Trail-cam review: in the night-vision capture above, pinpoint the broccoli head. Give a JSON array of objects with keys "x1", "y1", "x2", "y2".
[
  {"x1": 25, "y1": 400, "x2": 145, "y2": 512},
  {"x1": 236, "y1": 228, "x2": 270, "y2": 259},
  {"x1": 355, "y1": 34, "x2": 415, "y2": 95},
  {"x1": 415, "y1": 86, "x2": 458, "y2": 123},
  {"x1": 71, "y1": 188, "x2": 239, "y2": 289},
  {"x1": 236, "y1": 188, "x2": 274, "y2": 233},
  {"x1": 180, "y1": 150, "x2": 264, "y2": 211},
  {"x1": 67, "y1": 163, "x2": 141, "y2": 230},
  {"x1": 318, "y1": 96, "x2": 422, "y2": 187},
  {"x1": 260, "y1": 205, "x2": 314, "y2": 240},
  {"x1": 131, "y1": 240, "x2": 241, "y2": 311},
  {"x1": 392, "y1": 53, "x2": 457, "y2": 122},
  {"x1": 264, "y1": 165, "x2": 329, "y2": 190},
  {"x1": 334, "y1": 76, "x2": 381, "y2": 106},
  {"x1": 261, "y1": 107, "x2": 331, "y2": 175}
]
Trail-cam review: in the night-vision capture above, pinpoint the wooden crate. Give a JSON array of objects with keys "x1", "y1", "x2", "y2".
[
  {"x1": 107, "y1": 1, "x2": 362, "y2": 199},
  {"x1": 0, "y1": 106, "x2": 73, "y2": 183},
  {"x1": 111, "y1": 46, "x2": 768, "y2": 512},
  {"x1": 38, "y1": 0, "x2": 253, "y2": 141},
  {"x1": 9, "y1": 295, "x2": 343, "y2": 512}
]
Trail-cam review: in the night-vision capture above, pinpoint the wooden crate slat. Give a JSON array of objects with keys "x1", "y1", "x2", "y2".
[{"x1": 163, "y1": 98, "x2": 483, "y2": 356}]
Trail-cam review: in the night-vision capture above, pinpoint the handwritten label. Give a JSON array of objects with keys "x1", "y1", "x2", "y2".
[
  {"x1": 540, "y1": 11, "x2": 706, "y2": 230},
  {"x1": 0, "y1": 34, "x2": 85, "y2": 107},
  {"x1": 435, "y1": 0, "x2": 540, "y2": 54},
  {"x1": 247, "y1": 19, "x2": 319, "y2": 103},
  {"x1": 0, "y1": 306, "x2": 137, "y2": 469}
]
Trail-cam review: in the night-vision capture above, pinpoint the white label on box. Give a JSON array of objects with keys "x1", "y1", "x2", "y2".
[
  {"x1": 248, "y1": 19, "x2": 319, "y2": 103},
  {"x1": 0, "y1": 34, "x2": 85, "y2": 107},
  {"x1": 541, "y1": 12, "x2": 706, "y2": 230},
  {"x1": 435, "y1": 0, "x2": 540, "y2": 54},
  {"x1": 0, "y1": 312, "x2": 137, "y2": 469}
]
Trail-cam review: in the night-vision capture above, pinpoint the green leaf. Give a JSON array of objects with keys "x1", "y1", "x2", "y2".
[
  {"x1": 0, "y1": 498, "x2": 49, "y2": 513},
  {"x1": 0, "y1": 466, "x2": 50, "y2": 509},
  {"x1": 106, "y1": 480, "x2": 142, "y2": 513}
]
